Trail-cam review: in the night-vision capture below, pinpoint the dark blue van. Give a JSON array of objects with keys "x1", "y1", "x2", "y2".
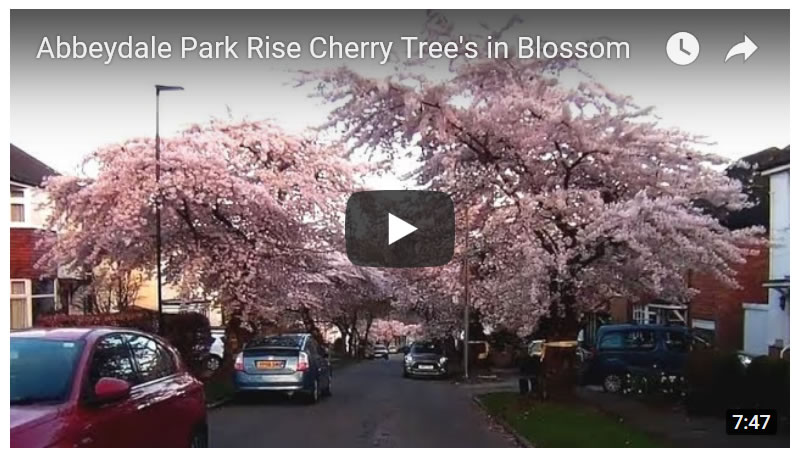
[{"x1": 585, "y1": 324, "x2": 692, "y2": 393}]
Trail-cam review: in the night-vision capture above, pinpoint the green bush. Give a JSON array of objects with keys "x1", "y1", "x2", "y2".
[
  {"x1": 685, "y1": 350, "x2": 790, "y2": 416},
  {"x1": 35, "y1": 309, "x2": 211, "y2": 377},
  {"x1": 685, "y1": 349, "x2": 746, "y2": 415},
  {"x1": 36, "y1": 308, "x2": 158, "y2": 332},
  {"x1": 745, "y1": 356, "x2": 789, "y2": 415},
  {"x1": 161, "y1": 312, "x2": 212, "y2": 375}
]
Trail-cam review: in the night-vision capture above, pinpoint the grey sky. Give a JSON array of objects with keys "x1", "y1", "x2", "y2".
[{"x1": 10, "y1": 10, "x2": 790, "y2": 180}]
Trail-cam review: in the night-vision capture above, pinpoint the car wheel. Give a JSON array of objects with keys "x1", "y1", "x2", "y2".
[
  {"x1": 189, "y1": 423, "x2": 209, "y2": 448},
  {"x1": 322, "y1": 374, "x2": 332, "y2": 397},
  {"x1": 204, "y1": 354, "x2": 222, "y2": 373},
  {"x1": 306, "y1": 379, "x2": 320, "y2": 404},
  {"x1": 603, "y1": 374, "x2": 623, "y2": 393}
]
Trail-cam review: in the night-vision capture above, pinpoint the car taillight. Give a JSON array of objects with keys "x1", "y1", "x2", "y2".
[
  {"x1": 234, "y1": 352, "x2": 244, "y2": 371},
  {"x1": 296, "y1": 351, "x2": 309, "y2": 371}
]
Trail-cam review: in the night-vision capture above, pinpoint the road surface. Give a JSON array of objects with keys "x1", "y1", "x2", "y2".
[{"x1": 209, "y1": 356, "x2": 513, "y2": 447}]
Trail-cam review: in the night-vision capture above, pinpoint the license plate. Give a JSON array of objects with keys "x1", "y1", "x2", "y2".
[
  {"x1": 417, "y1": 364, "x2": 435, "y2": 370},
  {"x1": 256, "y1": 360, "x2": 284, "y2": 369}
]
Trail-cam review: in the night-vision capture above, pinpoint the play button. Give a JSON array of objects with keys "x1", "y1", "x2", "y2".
[
  {"x1": 345, "y1": 191, "x2": 454, "y2": 268},
  {"x1": 388, "y1": 213, "x2": 417, "y2": 245}
]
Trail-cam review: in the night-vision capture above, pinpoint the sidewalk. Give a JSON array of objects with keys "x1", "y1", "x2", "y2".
[
  {"x1": 576, "y1": 387, "x2": 789, "y2": 448},
  {"x1": 453, "y1": 367, "x2": 522, "y2": 393}
]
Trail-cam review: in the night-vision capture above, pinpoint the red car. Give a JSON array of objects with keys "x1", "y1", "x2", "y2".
[{"x1": 10, "y1": 327, "x2": 208, "y2": 447}]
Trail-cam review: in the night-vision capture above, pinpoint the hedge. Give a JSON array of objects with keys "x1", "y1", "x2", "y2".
[
  {"x1": 36, "y1": 309, "x2": 212, "y2": 376},
  {"x1": 685, "y1": 349, "x2": 789, "y2": 417}
]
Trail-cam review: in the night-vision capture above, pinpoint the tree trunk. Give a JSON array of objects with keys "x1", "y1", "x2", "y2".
[
  {"x1": 537, "y1": 290, "x2": 581, "y2": 400},
  {"x1": 299, "y1": 307, "x2": 325, "y2": 347}
]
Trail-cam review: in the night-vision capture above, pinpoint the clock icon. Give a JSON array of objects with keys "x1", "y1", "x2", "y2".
[{"x1": 666, "y1": 32, "x2": 700, "y2": 65}]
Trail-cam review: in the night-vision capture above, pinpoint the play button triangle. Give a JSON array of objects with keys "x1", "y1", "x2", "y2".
[{"x1": 388, "y1": 213, "x2": 418, "y2": 245}]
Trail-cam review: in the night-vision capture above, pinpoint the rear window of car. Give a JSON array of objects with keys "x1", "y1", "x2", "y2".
[
  {"x1": 10, "y1": 338, "x2": 85, "y2": 405},
  {"x1": 249, "y1": 335, "x2": 303, "y2": 348}
]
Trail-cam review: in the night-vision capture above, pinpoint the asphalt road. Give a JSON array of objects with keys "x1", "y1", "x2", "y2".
[{"x1": 209, "y1": 355, "x2": 513, "y2": 447}]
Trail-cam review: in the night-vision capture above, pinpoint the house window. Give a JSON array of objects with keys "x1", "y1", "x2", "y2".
[
  {"x1": 691, "y1": 319, "x2": 716, "y2": 346},
  {"x1": 10, "y1": 280, "x2": 29, "y2": 329},
  {"x1": 10, "y1": 184, "x2": 27, "y2": 223},
  {"x1": 10, "y1": 278, "x2": 59, "y2": 329},
  {"x1": 31, "y1": 279, "x2": 58, "y2": 322},
  {"x1": 632, "y1": 304, "x2": 658, "y2": 325}
]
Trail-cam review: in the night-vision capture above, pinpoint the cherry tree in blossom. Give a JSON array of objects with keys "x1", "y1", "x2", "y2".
[
  {"x1": 41, "y1": 120, "x2": 358, "y2": 321},
  {"x1": 313, "y1": 53, "x2": 764, "y2": 338},
  {"x1": 368, "y1": 318, "x2": 422, "y2": 345}
]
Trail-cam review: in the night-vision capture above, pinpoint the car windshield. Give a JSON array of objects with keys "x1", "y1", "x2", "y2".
[
  {"x1": 411, "y1": 343, "x2": 442, "y2": 355},
  {"x1": 249, "y1": 335, "x2": 303, "y2": 348},
  {"x1": 10, "y1": 338, "x2": 85, "y2": 405}
]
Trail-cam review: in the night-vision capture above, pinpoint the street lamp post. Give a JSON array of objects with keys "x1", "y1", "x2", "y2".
[
  {"x1": 155, "y1": 84, "x2": 183, "y2": 334},
  {"x1": 462, "y1": 202, "x2": 470, "y2": 380}
]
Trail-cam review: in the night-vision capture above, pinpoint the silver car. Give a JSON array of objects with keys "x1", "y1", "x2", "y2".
[
  {"x1": 403, "y1": 341, "x2": 449, "y2": 378},
  {"x1": 233, "y1": 333, "x2": 331, "y2": 403}
]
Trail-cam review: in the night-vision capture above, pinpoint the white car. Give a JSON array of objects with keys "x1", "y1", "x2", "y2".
[{"x1": 205, "y1": 330, "x2": 225, "y2": 372}]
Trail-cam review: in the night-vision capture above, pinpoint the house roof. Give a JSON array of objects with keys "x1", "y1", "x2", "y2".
[
  {"x1": 10, "y1": 143, "x2": 59, "y2": 187},
  {"x1": 742, "y1": 145, "x2": 790, "y2": 173},
  {"x1": 717, "y1": 145, "x2": 790, "y2": 231}
]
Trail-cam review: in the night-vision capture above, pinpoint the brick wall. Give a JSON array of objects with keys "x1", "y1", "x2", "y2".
[
  {"x1": 10, "y1": 228, "x2": 53, "y2": 278},
  {"x1": 689, "y1": 248, "x2": 768, "y2": 351}
]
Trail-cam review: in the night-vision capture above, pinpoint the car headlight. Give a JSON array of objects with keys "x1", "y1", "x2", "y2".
[
  {"x1": 405, "y1": 354, "x2": 413, "y2": 364},
  {"x1": 439, "y1": 356, "x2": 448, "y2": 364}
]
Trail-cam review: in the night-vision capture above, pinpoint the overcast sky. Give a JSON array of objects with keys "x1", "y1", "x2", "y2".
[{"x1": 10, "y1": 10, "x2": 790, "y2": 183}]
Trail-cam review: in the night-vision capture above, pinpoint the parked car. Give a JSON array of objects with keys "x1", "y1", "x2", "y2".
[
  {"x1": 372, "y1": 344, "x2": 390, "y2": 359},
  {"x1": 10, "y1": 327, "x2": 207, "y2": 447},
  {"x1": 403, "y1": 341, "x2": 449, "y2": 378},
  {"x1": 233, "y1": 333, "x2": 331, "y2": 403},
  {"x1": 202, "y1": 329, "x2": 225, "y2": 373},
  {"x1": 584, "y1": 324, "x2": 694, "y2": 393},
  {"x1": 388, "y1": 345, "x2": 400, "y2": 354}
]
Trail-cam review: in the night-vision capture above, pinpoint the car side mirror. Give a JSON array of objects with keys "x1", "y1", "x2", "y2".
[
  {"x1": 402, "y1": 347, "x2": 410, "y2": 355},
  {"x1": 93, "y1": 377, "x2": 131, "y2": 404}
]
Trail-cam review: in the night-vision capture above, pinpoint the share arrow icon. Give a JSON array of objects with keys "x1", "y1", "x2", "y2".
[{"x1": 725, "y1": 34, "x2": 758, "y2": 62}]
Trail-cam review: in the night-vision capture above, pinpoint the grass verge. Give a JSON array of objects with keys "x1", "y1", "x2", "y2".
[{"x1": 478, "y1": 392, "x2": 664, "y2": 447}]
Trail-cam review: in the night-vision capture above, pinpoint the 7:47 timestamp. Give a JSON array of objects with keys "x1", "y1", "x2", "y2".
[{"x1": 726, "y1": 409, "x2": 778, "y2": 435}]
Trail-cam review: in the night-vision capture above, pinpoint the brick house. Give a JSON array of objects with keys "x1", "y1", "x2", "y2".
[
  {"x1": 9, "y1": 144, "x2": 85, "y2": 328},
  {"x1": 599, "y1": 148, "x2": 779, "y2": 351},
  {"x1": 743, "y1": 146, "x2": 789, "y2": 357}
]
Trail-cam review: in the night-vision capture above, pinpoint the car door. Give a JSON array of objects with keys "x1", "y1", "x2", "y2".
[
  {"x1": 594, "y1": 330, "x2": 626, "y2": 376},
  {"x1": 659, "y1": 329, "x2": 690, "y2": 375},
  {"x1": 73, "y1": 334, "x2": 141, "y2": 448},
  {"x1": 623, "y1": 329, "x2": 658, "y2": 372},
  {"x1": 125, "y1": 333, "x2": 190, "y2": 447}
]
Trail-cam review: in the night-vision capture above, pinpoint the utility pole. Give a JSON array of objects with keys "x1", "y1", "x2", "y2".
[
  {"x1": 154, "y1": 84, "x2": 183, "y2": 334},
  {"x1": 463, "y1": 202, "x2": 470, "y2": 380}
]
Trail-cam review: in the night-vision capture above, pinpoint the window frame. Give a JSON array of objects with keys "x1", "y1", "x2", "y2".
[
  {"x1": 10, "y1": 278, "x2": 59, "y2": 329},
  {"x1": 691, "y1": 318, "x2": 717, "y2": 346},
  {"x1": 10, "y1": 183, "x2": 32, "y2": 227},
  {"x1": 81, "y1": 333, "x2": 139, "y2": 401},
  {"x1": 31, "y1": 278, "x2": 58, "y2": 322},
  {"x1": 124, "y1": 333, "x2": 178, "y2": 385},
  {"x1": 10, "y1": 279, "x2": 32, "y2": 329}
]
